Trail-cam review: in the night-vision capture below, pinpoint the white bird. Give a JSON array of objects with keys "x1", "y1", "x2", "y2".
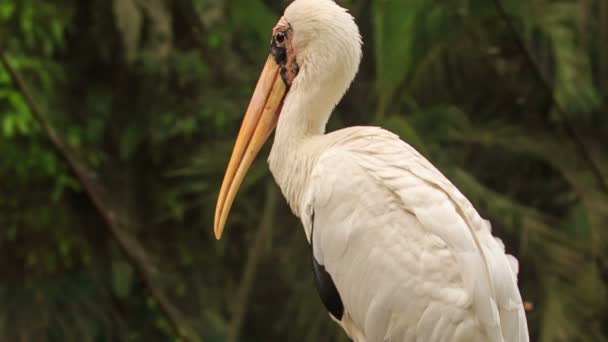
[{"x1": 213, "y1": 0, "x2": 530, "y2": 341}]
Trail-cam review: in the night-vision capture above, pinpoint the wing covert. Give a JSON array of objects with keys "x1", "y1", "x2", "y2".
[{"x1": 298, "y1": 126, "x2": 529, "y2": 342}]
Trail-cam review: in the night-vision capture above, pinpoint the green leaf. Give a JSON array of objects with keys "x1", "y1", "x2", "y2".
[
  {"x1": 372, "y1": 1, "x2": 459, "y2": 118},
  {"x1": 59, "y1": 239, "x2": 71, "y2": 258},
  {"x1": 2, "y1": 114, "x2": 14, "y2": 137},
  {"x1": 208, "y1": 30, "x2": 222, "y2": 49},
  {"x1": 0, "y1": 1, "x2": 15, "y2": 20},
  {"x1": 111, "y1": 260, "x2": 134, "y2": 299},
  {"x1": 373, "y1": 0, "x2": 420, "y2": 115},
  {"x1": 231, "y1": 0, "x2": 276, "y2": 41}
]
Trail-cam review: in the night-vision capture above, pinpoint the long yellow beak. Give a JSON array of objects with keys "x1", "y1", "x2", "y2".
[{"x1": 214, "y1": 56, "x2": 287, "y2": 239}]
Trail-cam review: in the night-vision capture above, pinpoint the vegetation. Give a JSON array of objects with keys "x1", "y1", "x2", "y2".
[{"x1": 1, "y1": 0, "x2": 606, "y2": 341}]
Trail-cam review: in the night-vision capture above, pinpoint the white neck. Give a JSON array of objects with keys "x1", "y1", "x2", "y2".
[
  {"x1": 267, "y1": 81, "x2": 336, "y2": 215},
  {"x1": 267, "y1": 0, "x2": 362, "y2": 216}
]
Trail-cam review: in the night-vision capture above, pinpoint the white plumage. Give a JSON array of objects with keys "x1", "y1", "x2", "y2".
[
  {"x1": 214, "y1": 0, "x2": 530, "y2": 341},
  {"x1": 295, "y1": 127, "x2": 529, "y2": 341}
]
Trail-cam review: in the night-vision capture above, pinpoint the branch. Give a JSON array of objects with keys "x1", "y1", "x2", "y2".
[
  {"x1": 0, "y1": 48, "x2": 194, "y2": 342},
  {"x1": 491, "y1": 0, "x2": 608, "y2": 194},
  {"x1": 226, "y1": 182, "x2": 278, "y2": 342}
]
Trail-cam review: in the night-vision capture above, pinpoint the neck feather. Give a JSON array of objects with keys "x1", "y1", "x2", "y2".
[
  {"x1": 268, "y1": 82, "x2": 336, "y2": 215},
  {"x1": 267, "y1": 27, "x2": 361, "y2": 215}
]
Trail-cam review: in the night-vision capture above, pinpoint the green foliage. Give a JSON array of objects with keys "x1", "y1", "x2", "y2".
[{"x1": 1, "y1": 0, "x2": 607, "y2": 341}]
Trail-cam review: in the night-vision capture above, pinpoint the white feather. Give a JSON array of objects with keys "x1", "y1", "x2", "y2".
[
  {"x1": 266, "y1": 1, "x2": 530, "y2": 341},
  {"x1": 296, "y1": 127, "x2": 529, "y2": 342}
]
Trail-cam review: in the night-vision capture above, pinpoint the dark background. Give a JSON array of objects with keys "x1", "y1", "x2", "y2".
[{"x1": 1, "y1": 0, "x2": 607, "y2": 341}]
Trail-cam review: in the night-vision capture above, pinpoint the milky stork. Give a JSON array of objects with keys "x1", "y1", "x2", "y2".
[{"x1": 213, "y1": 0, "x2": 529, "y2": 341}]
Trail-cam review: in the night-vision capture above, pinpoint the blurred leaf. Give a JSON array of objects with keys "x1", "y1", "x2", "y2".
[
  {"x1": 372, "y1": 0, "x2": 422, "y2": 116},
  {"x1": 1, "y1": 0, "x2": 607, "y2": 340},
  {"x1": 372, "y1": 1, "x2": 461, "y2": 118},
  {"x1": 0, "y1": 1, "x2": 15, "y2": 20},
  {"x1": 112, "y1": 260, "x2": 134, "y2": 299},
  {"x1": 231, "y1": 0, "x2": 276, "y2": 41},
  {"x1": 539, "y1": 2, "x2": 600, "y2": 116},
  {"x1": 113, "y1": 0, "x2": 143, "y2": 63}
]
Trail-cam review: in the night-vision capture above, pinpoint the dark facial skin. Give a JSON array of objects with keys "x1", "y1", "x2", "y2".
[{"x1": 271, "y1": 21, "x2": 299, "y2": 87}]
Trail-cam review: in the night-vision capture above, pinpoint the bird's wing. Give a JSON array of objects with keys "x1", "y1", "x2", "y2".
[{"x1": 300, "y1": 126, "x2": 528, "y2": 342}]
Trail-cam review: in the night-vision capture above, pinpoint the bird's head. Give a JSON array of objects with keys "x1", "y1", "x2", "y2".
[
  {"x1": 214, "y1": 0, "x2": 362, "y2": 239},
  {"x1": 280, "y1": 0, "x2": 362, "y2": 93}
]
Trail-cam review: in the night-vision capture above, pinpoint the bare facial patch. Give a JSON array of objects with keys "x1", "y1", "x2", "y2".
[{"x1": 271, "y1": 17, "x2": 299, "y2": 87}]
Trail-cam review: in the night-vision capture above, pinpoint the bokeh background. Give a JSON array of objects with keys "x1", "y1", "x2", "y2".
[{"x1": 1, "y1": 0, "x2": 607, "y2": 341}]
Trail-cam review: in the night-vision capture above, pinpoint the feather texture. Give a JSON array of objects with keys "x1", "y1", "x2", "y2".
[
  {"x1": 296, "y1": 127, "x2": 529, "y2": 342},
  {"x1": 263, "y1": 1, "x2": 529, "y2": 341},
  {"x1": 311, "y1": 211, "x2": 345, "y2": 320}
]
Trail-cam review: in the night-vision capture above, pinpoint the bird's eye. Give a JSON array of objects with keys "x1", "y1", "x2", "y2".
[{"x1": 275, "y1": 32, "x2": 285, "y2": 44}]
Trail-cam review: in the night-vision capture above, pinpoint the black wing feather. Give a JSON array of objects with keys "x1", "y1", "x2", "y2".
[{"x1": 311, "y1": 211, "x2": 345, "y2": 320}]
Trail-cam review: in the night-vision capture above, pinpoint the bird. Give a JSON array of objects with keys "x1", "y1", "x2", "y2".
[{"x1": 213, "y1": 0, "x2": 530, "y2": 341}]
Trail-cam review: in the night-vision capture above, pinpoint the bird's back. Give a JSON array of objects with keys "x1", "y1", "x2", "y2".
[{"x1": 300, "y1": 126, "x2": 529, "y2": 342}]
